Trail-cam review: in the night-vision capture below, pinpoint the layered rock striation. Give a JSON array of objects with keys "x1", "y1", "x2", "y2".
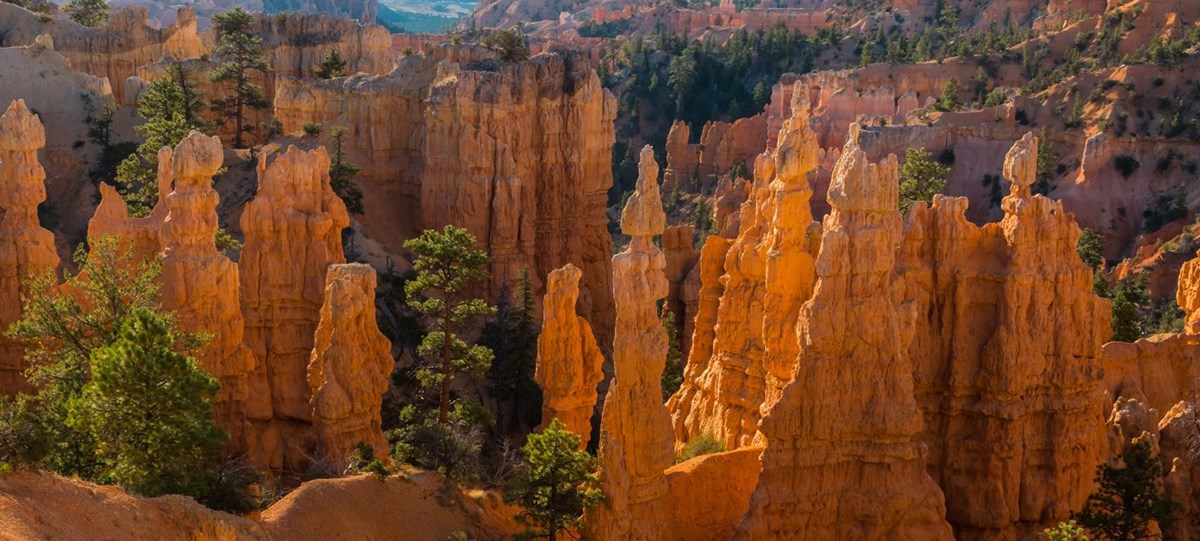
[
  {"x1": 307, "y1": 263, "x2": 393, "y2": 468},
  {"x1": 0, "y1": 100, "x2": 61, "y2": 395},
  {"x1": 734, "y1": 125, "x2": 953, "y2": 540},
  {"x1": 584, "y1": 146, "x2": 673, "y2": 541},
  {"x1": 534, "y1": 263, "x2": 604, "y2": 446}
]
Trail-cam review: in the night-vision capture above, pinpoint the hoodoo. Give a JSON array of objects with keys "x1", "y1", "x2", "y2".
[{"x1": 534, "y1": 263, "x2": 604, "y2": 448}]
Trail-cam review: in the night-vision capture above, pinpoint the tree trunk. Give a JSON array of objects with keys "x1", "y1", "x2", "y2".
[{"x1": 438, "y1": 297, "x2": 452, "y2": 424}]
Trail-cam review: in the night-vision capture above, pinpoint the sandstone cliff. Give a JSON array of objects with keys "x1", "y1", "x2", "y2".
[
  {"x1": 240, "y1": 145, "x2": 349, "y2": 471},
  {"x1": 534, "y1": 263, "x2": 604, "y2": 447},
  {"x1": 584, "y1": 146, "x2": 673, "y2": 541},
  {"x1": 733, "y1": 125, "x2": 954, "y2": 540},
  {"x1": 901, "y1": 133, "x2": 1112, "y2": 539},
  {"x1": 157, "y1": 132, "x2": 263, "y2": 455},
  {"x1": 274, "y1": 48, "x2": 616, "y2": 349},
  {"x1": 307, "y1": 263, "x2": 393, "y2": 469},
  {"x1": 0, "y1": 100, "x2": 62, "y2": 395}
]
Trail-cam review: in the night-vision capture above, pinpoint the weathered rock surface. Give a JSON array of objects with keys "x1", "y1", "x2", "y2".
[
  {"x1": 668, "y1": 235, "x2": 730, "y2": 413},
  {"x1": 240, "y1": 145, "x2": 349, "y2": 471},
  {"x1": 0, "y1": 100, "x2": 62, "y2": 395},
  {"x1": 733, "y1": 125, "x2": 954, "y2": 540},
  {"x1": 307, "y1": 263, "x2": 393, "y2": 469},
  {"x1": 669, "y1": 93, "x2": 819, "y2": 449},
  {"x1": 663, "y1": 115, "x2": 766, "y2": 192},
  {"x1": 273, "y1": 48, "x2": 616, "y2": 349},
  {"x1": 1178, "y1": 249, "x2": 1200, "y2": 334},
  {"x1": 902, "y1": 133, "x2": 1111, "y2": 539},
  {"x1": 662, "y1": 224, "x2": 697, "y2": 358},
  {"x1": 157, "y1": 132, "x2": 263, "y2": 455},
  {"x1": 534, "y1": 263, "x2": 603, "y2": 446},
  {"x1": 662, "y1": 446, "x2": 762, "y2": 541},
  {"x1": 584, "y1": 146, "x2": 673, "y2": 541}
]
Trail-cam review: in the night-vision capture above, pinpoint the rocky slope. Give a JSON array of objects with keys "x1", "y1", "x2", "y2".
[{"x1": 274, "y1": 47, "x2": 617, "y2": 348}]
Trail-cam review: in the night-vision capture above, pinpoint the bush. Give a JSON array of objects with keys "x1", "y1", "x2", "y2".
[
  {"x1": 676, "y1": 434, "x2": 726, "y2": 463},
  {"x1": 302, "y1": 122, "x2": 322, "y2": 137},
  {"x1": 391, "y1": 419, "x2": 482, "y2": 483},
  {"x1": 480, "y1": 29, "x2": 529, "y2": 62},
  {"x1": 1075, "y1": 440, "x2": 1180, "y2": 540},
  {"x1": 345, "y1": 441, "x2": 390, "y2": 480},
  {"x1": 1113, "y1": 155, "x2": 1140, "y2": 178}
]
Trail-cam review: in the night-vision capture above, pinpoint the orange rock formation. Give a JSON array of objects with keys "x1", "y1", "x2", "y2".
[
  {"x1": 307, "y1": 263, "x2": 393, "y2": 468},
  {"x1": 534, "y1": 263, "x2": 604, "y2": 446},
  {"x1": 902, "y1": 133, "x2": 1111, "y2": 539},
  {"x1": 585, "y1": 146, "x2": 673, "y2": 541},
  {"x1": 0, "y1": 100, "x2": 61, "y2": 395},
  {"x1": 273, "y1": 49, "x2": 616, "y2": 349},
  {"x1": 669, "y1": 93, "x2": 819, "y2": 449},
  {"x1": 157, "y1": 132, "x2": 263, "y2": 454},
  {"x1": 240, "y1": 145, "x2": 349, "y2": 470},
  {"x1": 733, "y1": 125, "x2": 954, "y2": 540}
]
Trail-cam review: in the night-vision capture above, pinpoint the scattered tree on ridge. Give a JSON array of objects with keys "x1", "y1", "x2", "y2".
[
  {"x1": 506, "y1": 419, "x2": 602, "y2": 541},
  {"x1": 898, "y1": 147, "x2": 950, "y2": 214},
  {"x1": 209, "y1": 6, "x2": 270, "y2": 149}
]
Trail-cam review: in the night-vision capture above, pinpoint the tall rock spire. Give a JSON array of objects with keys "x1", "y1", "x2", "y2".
[
  {"x1": 534, "y1": 263, "x2": 604, "y2": 447},
  {"x1": 584, "y1": 146, "x2": 673, "y2": 541},
  {"x1": 0, "y1": 100, "x2": 60, "y2": 395}
]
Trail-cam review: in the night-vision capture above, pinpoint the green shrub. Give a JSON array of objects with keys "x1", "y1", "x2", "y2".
[
  {"x1": 676, "y1": 434, "x2": 726, "y2": 463},
  {"x1": 302, "y1": 122, "x2": 322, "y2": 137}
]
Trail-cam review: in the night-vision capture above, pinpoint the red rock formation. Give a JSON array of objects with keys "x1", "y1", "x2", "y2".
[
  {"x1": 663, "y1": 115, "x2": 766, "y2": 192},
  {"x1": 534, "y1": 263, "x2": 603, "y2": 446},
  {"x1": 274, "y1": 48, "x2": 616, "y2": 349},
  {"x1": 671, "y1": 235, "x2": 730, "y2": 409},
  {"x1": 240, "y1": 145, "x2": 349, "y2": 471},
  {"x1": 663, "y1": 446, "x2": 762, "y2": 541},
  {"x1": 734, "y1": 125, "x2": 954, "y2": 540},
  {"x1": 585, "y1": 146, "x2": 673, "y2": 541},
  {"x1": 307, "y1": 263, "x2": 393, "y2": 468},
  {"x1": 669, "y1": 93, "x2": 819, "y2": 449},
  {"x1": 902, "y1": 133, "x2": 1111, "y2": 539},
  {"x1": 662, "y1": 224, "x2": 697, "y2": 349},
  {"x1": 1178, "y1": 250, "x2": 1200, "y2": 334},
  {"x1": 0, "y1": 100, "x2": 62, "y2": 395},
  {"x1": 157, "y1": 132, "x2": 263, "y2": 454}
]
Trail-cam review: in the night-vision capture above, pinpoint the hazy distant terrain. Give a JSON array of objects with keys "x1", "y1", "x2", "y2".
[{"x1": 379, "y1": 0, "x2": 468, "y2": 33}]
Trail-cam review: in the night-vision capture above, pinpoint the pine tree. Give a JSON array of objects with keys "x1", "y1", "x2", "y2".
[
  {"x1": 209, "y1": 7, "x2": 269, "y2": 149},
  {"x1": 661, "y1": 308, "x2": 683, "y2": 401},
  {"x1": 113, "y1": 63, "x2": 207, "y2": 216},
  {"x1": 329, "y1": 126, "x2": 364, "y2": 214},
  {"x1": 1075, "y1": 440, "x2": 1180, "y2": 541},
  {"x1": 64, "y1": 0, "x2": 108, "y2": 27},
  {"x1": 1077, "y1": 228, "x2": 1105, "y2": 269},
  {"x1": 935, "y1": 77, "x2": 961, "y2": 111},
  {"x1": 317, "y1": 49, "x2": 347, "y2": 79},
  {"x1": 481, "y1": 268, "x2": 540, "y2": 437},
  {"x1": 506, "y1": 419, "x2": 602, "y2": 541},
  {"x1": 404, "y1": 225, "x2": 496, "y2": 424},
  {"x1": 898, "y1": 147, "x2": 950, "y2": 214},
  {"x1": 67, "y1": 307, "x2": 225, "y2": 497}
]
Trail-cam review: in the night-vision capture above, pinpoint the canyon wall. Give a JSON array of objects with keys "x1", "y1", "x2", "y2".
[
  {"x1": 663, "y1": 114, "x2": 767, "y2": 192},
  {"x1": 901, "y1": 133, "x2": 1111, "y2": 539},
  {"x1": 240, "y1": 145, "x2": 349, "y2": 471},
  {"x1": 534, "y1": 263, "x2": 604, "y2": 447},
  {"x1": 584, "y1": 146, "x2": 673, "y2": 541},
  {"x1": 274, "y1": 48, "x2": 617, "y2": 350},
  {"x1": 733, "y1": 125, "x2": 954, "y2": 540},
  {"x1": 0, "y1": 100, "x2": 62, "y2": 395}
]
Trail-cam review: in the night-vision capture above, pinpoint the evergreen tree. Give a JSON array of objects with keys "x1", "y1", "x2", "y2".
[
  {"x1": 1077, "y1": 228, "x2": 1105, "y2": 269},
  {"x1": 480, "y1": 29, "x2": 529, "y2": 62},
  {"x1": 67, "y1": 308, "x2": 225, "y2": 497},
  {"x1": 1036, "y1": 129, "x2": 1059, "y2": 194},
  {"x1": 316, "y1": 49, "x2": 348, "y2": 79},
  {"x1": 481, "y1": 268, "x2": 541, "y2": 437},
  {"x1": 403, "y1": 225, "x2": 496, "y2": 424},
  {"x1": 1075, "y1": 440, "x2": 1180, "y2": 541},
  {"x1": 113, "y1": 63, "x2": 207, "y2": 216},
  {"x1": 209, "y1": 7, "x2": 270, "y2": 149},
  {"x1": 1045, "y1": 520, "x2": 1089, "y2": 541},
  {"x1": 935, "y1": 77, "x2": 961, "y2": 111},
  {"x1": 329, "y1": 126, "x2": 364, "y2": 214},
  {"x1": 661, "y1": 308, "x2": 683, "y2": 401},
  {"x1": 64, "y1": 0, "x2": 108, "y2": 27},
  {"x1": 898, "y1": 147, "x2": 950, "y2": 214},
  {"x1": 506, "y1": 419, "x2": 602, "y2": 541},
  {"x1": 1109, "y1": 286, "x2": 1141, "y2": 342}
]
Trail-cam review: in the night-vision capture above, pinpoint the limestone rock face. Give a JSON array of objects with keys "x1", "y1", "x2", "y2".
[
  {"x1": 733, "y1": 126, "x2": 954, "y2": 541},
  {"x1": 902, "y1": 133, "x2": 1110, "y2": 539},
  {"x1": 668, "y1": 93, "x2": 819, "y2": 449},
  {"x1": 156, "y1": 132, "x2": 263, "y2": 455},
  {"x1": 240, "y1": 145, "x2": 349, "y2": 470},
  {"x1": 534, "y1": 263, "x2": 604, "y2": 446},
  {"x1": 307, "y1": 263, "x2": 393, "y2": 468},
  {"x1": 663, "y1": 447, "x2": 762, "y2": 541},
  {"x1": 0, "y1": 100, "x2": 61, "y2": 395},
  {"x1": 662, "y1": 224, "x2": 697, "y2": 358},
  {"x1": 668, "y1": 235, "x2": 730, "y2": 417},
  {"x1": 585, "y1": 146, "x2": 673, "y2": 541},
  {"x1": 273, "y1": 49, "x2": 616, "y2": 350}
]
